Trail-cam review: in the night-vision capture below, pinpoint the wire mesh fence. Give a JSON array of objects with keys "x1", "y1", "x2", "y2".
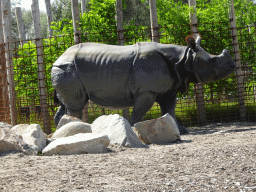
[{"x1": 0, "y1": 21, "x2": 255, "y2": 132}]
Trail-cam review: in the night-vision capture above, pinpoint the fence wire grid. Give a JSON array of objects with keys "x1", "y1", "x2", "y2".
[{"x1": 0, "y1": 22, "x2": 255, "y2": 133}]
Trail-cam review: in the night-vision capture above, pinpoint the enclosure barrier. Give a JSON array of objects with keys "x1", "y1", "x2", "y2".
[{"x1": 0, "y1": 21, "x2": 255, "y2": 133}]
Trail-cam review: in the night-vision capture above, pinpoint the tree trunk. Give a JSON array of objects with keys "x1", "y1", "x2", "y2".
[
  {"x1": 32, "y1": 0, "x2": 51, "y2": 134},
  {"x1": 15, "y1": 7, "x2": 27, "y2": 45},
  {"x1": 45, "y1": 0, "x2": 53, "y2": 37},
  {"x1": 116, "y1": 0, "x2": 130, "y2": 122},
  {"x1": 1, "y1": 0, "x2": 17, "y2": 125},
  {"x1": 229, "y1": 0, "x2": 246, "y2": 121},
  {"x1": 149, "y1": 0, "x2": 159, "y2": 43},
  {"x1": 71, "y1": 0, "x2": 89, "y2": 122},
  {"x1": 81, "y1": 0, "x2": 86, "y2": 15},
  {"x1": 71, "y1": 0, "x2": 81, "y2": 44},
  {"x1": 189, "y1": 0, "x2": 206, "y2": 124}
]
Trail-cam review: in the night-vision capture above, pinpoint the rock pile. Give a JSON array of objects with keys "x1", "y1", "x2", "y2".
[{"x1": 0, "y1": 114, "x2": 181, "y2": 156}]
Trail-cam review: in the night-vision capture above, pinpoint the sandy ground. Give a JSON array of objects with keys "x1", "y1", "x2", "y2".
[{"x1": 0, "y1": 122, "x2": 256, "y2": 192}]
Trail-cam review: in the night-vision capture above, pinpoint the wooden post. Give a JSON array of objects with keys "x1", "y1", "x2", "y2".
[
  {"x1": 116, "y1": 0, "x2": 124, "y2": 46},
  {"x1": 81, "y1": 0, "x2": 86, "y2": 15},
  {"x1": 116, "y1": 0, "x2": 130, "y2": 122},
  {"x1": 1, "y1": 0, "x2": 17, "y2": 125},
  {"x1": 0, "y1": 0, "x2": 6, "y2": 122},
  {"x1": 149, "y1": 0, "x2": 159, "y2": 43},
  {"x1": 229, "y1": 0, "x2": 246, "y2": 121},
  {"x1": 71, "y1": 0, "x2": 81, "y2": 44},
  {"x1": 189, "y1": 0, "x2": 206, "y2": 124},
  {"x1": 31, "y1": 0, "x2": 51, "y2": 134},
  {"x1": 71, "y1": 0, "x2": 89, "y2": 122},
  {"x1": 15, "y1": 7, "x2": 27, "y2": 45},
  {"x1": 45, "y1": 0, "x2": 53, "y2": 37}
]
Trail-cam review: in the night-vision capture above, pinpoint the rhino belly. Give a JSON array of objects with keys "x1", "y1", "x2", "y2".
[
  {"x1": 80, "y1": 69, "x2": 134, "y2": 109},
  {"x1": 88, "y1": 89, "x2": 133, "y2": 110}
]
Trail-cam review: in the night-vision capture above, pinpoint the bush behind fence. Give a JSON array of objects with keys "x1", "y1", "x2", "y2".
[{"x1": 0, "y1": 21, "x2": 256, "y2": 132}]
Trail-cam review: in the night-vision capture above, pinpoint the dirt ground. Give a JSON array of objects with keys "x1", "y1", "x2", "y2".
[{"x1": 0, "y1": 122, "x2": 256, "y2": 192}]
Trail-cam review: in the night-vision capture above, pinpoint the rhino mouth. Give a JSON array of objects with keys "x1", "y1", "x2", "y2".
[
  {"x1": 226, "y1": 59, "x2": 236, "y2": 71},
  {"x1": 213, "y1": 59, "x2": 236, "y2": 79},
  {"x1": 219, "y1": 59, "x2": 236, "y2": 73}
]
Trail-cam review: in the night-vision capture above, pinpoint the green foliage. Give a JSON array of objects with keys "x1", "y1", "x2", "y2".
[
  {"x1": 79, "y1": 0, "x2": 117, "y2": 44},
  {"x1": 123, "y1": 0, "x2": 150, "y2": 28},
  {"x1": 13, "y1": 36, "x2": 74, "y2": 105},
  {"x1": 13, "y1": 42, "x2": 39, "y2": 105}
]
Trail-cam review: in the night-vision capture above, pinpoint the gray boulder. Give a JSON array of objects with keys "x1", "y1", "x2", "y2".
[
  {"x1": 12, "y1": 124, "x2": 46, "y2": 152},
  {"x1": 52, "y1": 121, "x2": 92, "y2": 139},
  {"x1": 134, "y1": 113, "x2": 180, "y2": 144},
  {"x1": 91, "y1": 114, "x2": 145, "y2": 148},
  {"x1": 57, "y1": 114, "x2": 82, "y2": 129},
  {"x1": 42, "y1": 133, "x2": 110, "y2": 155},
  {"x1": 0, "y1": 128, "x2": 37, "y2": 155}
]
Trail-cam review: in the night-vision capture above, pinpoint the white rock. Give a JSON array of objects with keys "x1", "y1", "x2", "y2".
[
  {"x1": 91, "y1": 114, "x2": 145, "y2": 148},
  {"x1": 0, "y1": 122, "x2": 13, "y2": 129},
  {"x1": 57, "y1": 114, "x2": 82, "y2": 129},
  {"x1": 12, "y1": 124, "x2": 30, "y2": 134},
  {"x1": 12, "y1": 124, "x2": 46, "y2": 152},
  {"x1": 0, "y1": 128, "x2": 37, "y2": 155},
  {"x1": 52, "y1": 122, "x2": 92, "y2": 139},
  {"x1": 134, "y1": 114, "x2": 180, "y2": 144},
  {"x1": 42, "y1": 133, "x2": 110, "y2": 155}
]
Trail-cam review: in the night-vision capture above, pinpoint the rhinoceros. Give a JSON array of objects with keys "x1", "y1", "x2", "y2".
[{"x1": 51, "y1": 35, "x2": 235, "y2": 134}]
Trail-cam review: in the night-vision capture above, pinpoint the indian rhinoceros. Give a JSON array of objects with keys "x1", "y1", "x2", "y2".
[{"x1": 51, "y1": 35, "x2": 235, "y2": 134}]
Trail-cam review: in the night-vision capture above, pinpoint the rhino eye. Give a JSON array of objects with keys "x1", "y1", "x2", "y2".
[{"x1": 195, "y1": 46, "x2": 200, "y2": 52}]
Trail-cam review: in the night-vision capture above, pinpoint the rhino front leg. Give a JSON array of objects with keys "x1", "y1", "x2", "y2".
[
  {"x1": 130, "y1": 92, "x2": 157, "y2": 126},
  {"x1": 157, "y1": 90, "x2": 189, "y2": 134}
]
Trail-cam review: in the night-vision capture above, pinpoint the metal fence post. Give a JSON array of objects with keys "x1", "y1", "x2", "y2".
[
  {"x1": 189, "y1": 0, "x2": 206, "y2": 124},
  {"x1": 1, "y1": 0, "x2": 17, "y2": 125},
  {"x1": 31, "y1": 0, "x2": 51, "y2": 134},
  {"x1": 229, "y1": 0, "x2": 246, "y2": 121}
]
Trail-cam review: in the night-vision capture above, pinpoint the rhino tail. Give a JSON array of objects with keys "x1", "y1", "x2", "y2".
[{"x1": 53, "y1": 89, "x2": 59, "y2": 105}]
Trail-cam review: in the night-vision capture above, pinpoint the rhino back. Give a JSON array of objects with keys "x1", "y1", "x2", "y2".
[
  {"x1": 75, "y1": 43, "x2": 136, "y2": 108},
  {"x1": 53, "y1": 44, "x2": 80, "y2": 67}
]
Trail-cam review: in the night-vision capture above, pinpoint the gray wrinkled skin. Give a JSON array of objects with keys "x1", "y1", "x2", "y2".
[{"x1": 51, "y1": 36, "x2": 235, "y2": 134}]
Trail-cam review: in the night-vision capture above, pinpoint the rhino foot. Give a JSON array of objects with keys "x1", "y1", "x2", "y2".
[{"x1": 178, "y1": 124, "x2": 189, "y2": 134}]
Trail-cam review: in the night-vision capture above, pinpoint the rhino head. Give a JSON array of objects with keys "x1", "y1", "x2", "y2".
[{"x1": 183, "y1": 35, "x2": 236, "y2": 83}]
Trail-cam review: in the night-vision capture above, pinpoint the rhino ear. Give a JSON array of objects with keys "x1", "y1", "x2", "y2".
[
  {"x1": 185, "y1": 36, "x2": 196, "y2": 50},
  {"x1": 195, "y1": 34, "x2": 201, "y2": 46},
  {"x1": 184, "y1": 48, "x2": 194, "y2": 72}
]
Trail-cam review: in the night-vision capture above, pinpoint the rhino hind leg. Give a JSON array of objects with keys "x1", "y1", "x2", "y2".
[
  {"x1": 59, "y1": 87, "x2": 88, "y2": 122},
  {"x1": 52, "y1": 64, "x2": 88, "y2": 125},
  {"x1": 157, "y1": 90, "x2": 189, "y2": 134},
  {"x1": 54, "y1": 102, "x2": 66, "y2": 126},
  {"x1": 130, "y1": 92, "x2": 157, "y2": 126}
]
